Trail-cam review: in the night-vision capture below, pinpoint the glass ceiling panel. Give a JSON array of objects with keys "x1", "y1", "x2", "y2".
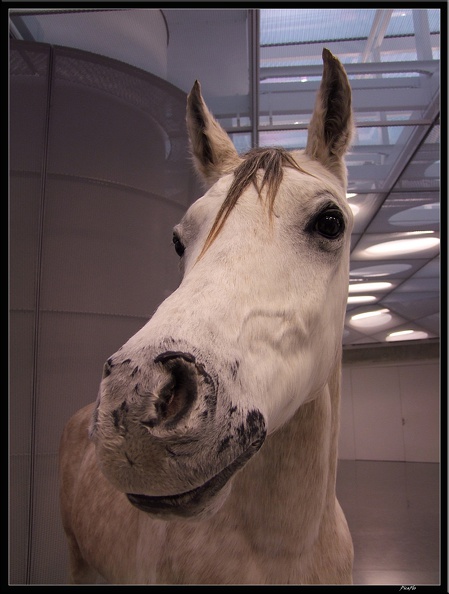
[
  {"x1": 260, "y1": 9, "x2": 440, "y2": 64},
  {"x1": 227, "y1": 132, "x2": 252, "y2": 155},
  {"x1": 366, "y1": 192, "x2": 439, "y2": 234},
  {"x1": 259, "y1": 129, "x2": 308, "y2": 151},
  {"x1": 385, "y1": 8, "x2": 440, "y2": 36},
  {"x1": 260, "y1": 9, "x2": 376, "y2": 46},
  {"x1": 259, "y1": 8, "x2": 440, "y2": 136}
]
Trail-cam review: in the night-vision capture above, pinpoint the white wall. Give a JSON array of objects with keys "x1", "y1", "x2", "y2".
[{"x1": 339, "y1": 358, "x2": 439, "y2": 462}]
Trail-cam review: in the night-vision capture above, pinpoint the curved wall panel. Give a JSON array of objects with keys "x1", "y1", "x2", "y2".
[{"x1": 9, "y1": 40, "x2": 201, "y2": 584}]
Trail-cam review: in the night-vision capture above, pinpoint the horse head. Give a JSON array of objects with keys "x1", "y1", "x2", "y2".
[{"x1": 89, "y1": 49, "x2": 354, "y2": 520}]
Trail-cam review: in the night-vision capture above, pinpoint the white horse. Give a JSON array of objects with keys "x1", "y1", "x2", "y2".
[{"x1": 59, "y1": 48, "x2": 354, "y2": 585}]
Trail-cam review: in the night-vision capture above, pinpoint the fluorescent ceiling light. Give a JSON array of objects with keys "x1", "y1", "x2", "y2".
[
  {"x1": 363, "y1": 237, "x2": 440, "y2": 256},
  {"x1": 350, "y1": 308, "x2": 392, "y2": 328},
  {"x1": 350, "y1": 263, "x2": 412, "y2": 277},
  {"x1": 346, "y1": 192, "x2": 357, "y2": 199},
  {"x1": 403, "y1": 230, "x2": 436, "y2": 235},
  {"x1": 347, "y1": 295, "x2": 377, "y2": 304},
  {"x1": 348, "y1": 281, "x2": 392, "y2": 293},
  {"x1": 388, "y1": 329, "x2": 414, "y2": 338},
  {"x1": 386, "y1": 329, "x2": 429, "y2": 341},
  {"x1": 351, "y1": 308, "x2": 390, "y2": 320}
]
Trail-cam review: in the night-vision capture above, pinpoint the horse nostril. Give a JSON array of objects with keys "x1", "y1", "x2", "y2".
[
  {"x1": 102, "y1": 358, "x2": 114, "y2": 379},
  {"x1": 141, "y1": 357, "x2": 198, "y2": 429}
]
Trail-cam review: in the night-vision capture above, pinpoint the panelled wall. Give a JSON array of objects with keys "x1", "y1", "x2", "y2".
[
  {"x1": 9, "y1": 40, "x2": 201, "y2": 585},
  {"x1": 339, "y1": 348, "x2": 439, "y2": 463}
]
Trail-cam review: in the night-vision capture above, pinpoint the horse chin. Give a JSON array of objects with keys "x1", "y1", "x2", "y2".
[
  {"x1": 126, "y1": 436, "x2": 265, "y2": 520},
  {"x1": 126, "y1": 480, "x2": 232, "y2": 521}
]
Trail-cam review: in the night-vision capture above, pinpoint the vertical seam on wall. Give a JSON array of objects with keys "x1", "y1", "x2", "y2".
[
  {"x1": 397, "y1": 365, "x2": 408, "y2": 462},
  {"x1": 249, "y1": 9, "x2": 260, "y2": 148},
  {"x1": 349, "y1": 368, "x2": 358, "y2": 460},
  {"x1": 26, "y1": 44, "x2": 55, "y2": 585}
]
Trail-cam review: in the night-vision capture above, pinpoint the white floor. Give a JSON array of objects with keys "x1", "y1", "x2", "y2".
[{"x1": 336, "y1": 460, "x2": 440, "y2": 586}]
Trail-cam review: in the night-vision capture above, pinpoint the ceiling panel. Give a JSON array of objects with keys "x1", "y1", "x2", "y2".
[
  {"x1": 413, "y1": 257, "x2": 440, "y2": 278},
  {"x1": 365, "y1": 192, "x2": 439, "y2": 233},
  {"x1": 416, "y1": 313, "x2": 440, "y2": 335},
  {"x1": 381, "y1": 292, "x2": 440, "y2": 320},
  {"x1": 260, "y1": 9, "x2": 377, "y2": 46},
  {"x1": 393, "y1": 125, "x2": 440, "y2": 190}
]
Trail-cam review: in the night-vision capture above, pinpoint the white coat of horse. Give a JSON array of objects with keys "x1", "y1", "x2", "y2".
[{"x1": 59, "y1": 48, "x2": 354, "y2": 584}]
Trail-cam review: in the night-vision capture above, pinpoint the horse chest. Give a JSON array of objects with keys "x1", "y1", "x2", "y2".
[
  {"x1": 153, "y1": 520, "x2": 302, "y2": 584},
  {"x1": 130, "y1": 487, "x2": 311, "y2": 584}
]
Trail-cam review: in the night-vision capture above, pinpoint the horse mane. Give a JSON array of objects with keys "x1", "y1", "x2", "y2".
[{"x1": 197, "y1": 147, "x2": 310, "y2": 261}]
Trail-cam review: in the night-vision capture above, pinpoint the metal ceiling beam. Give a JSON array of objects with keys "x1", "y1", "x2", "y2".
[
  {"x1": 248, "y1": 9, "x2": 260, "y2": 148},
  {"x1": 413, "y1": 9, "x2": 434, "y2": 61},
  {"x1": 260, "y1": 59, "x2": 438, "y2": 79},
  {"x1": 257, "y1": 87, "x2": 434, "y2": 114},
  {"x1": 210, "y1": 78, "x2": 437, "y2": 118},
  {"x1": 260, "y1": 33, "x2": 440, "y2": 61},
  {"x1": 261, "y1": 76, "x2": 425, "y2": 94},
  {"x1": 361, "y1": 9, "x2": 393, "y2": 63},
  {"x1": 256, "y1": 119, "x2": 436, "y2": 133}
]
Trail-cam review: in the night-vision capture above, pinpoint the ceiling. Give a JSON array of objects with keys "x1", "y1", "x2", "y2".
[{"x1": 9, "y1": 8, "x2": 441, "y2": 347}]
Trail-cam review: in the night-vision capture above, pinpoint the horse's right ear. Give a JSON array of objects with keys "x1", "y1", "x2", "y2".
[{"x1": 186, "y1": 81, "x2": 241, "y2": 188}]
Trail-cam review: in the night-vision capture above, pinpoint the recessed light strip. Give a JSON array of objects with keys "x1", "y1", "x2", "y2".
[
  {"x1": 348, "y1": 282, "x2": 392, "y2": 293},
  {"x1": 349, "y1": 308, "x2": 393, "y2": 329},
  {"x1": 386, "y1": 330, "x2": 429, "y2": 341},
  {"x1": 351, "y1": 308, "x2": 390, "y2": 320},
  {"x1": 347, "y1": 295, "x2": 377, "y2": 304},
  {"x1": 364, "y1": 237, "x2": 440, "y2": 256}
]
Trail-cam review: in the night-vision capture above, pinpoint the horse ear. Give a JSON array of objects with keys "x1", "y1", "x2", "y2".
[
  {"x1": 186, "y1": 81, "x2": 241, "y2": 188},
  {"x1": 305, "y1": 49, "x2": 354, "y2": 184}
]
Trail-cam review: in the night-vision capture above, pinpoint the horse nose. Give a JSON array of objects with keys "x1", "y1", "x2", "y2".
[
  {"x1": 100, "y1": 350, "x2": 216, "y2": 434},
  {"x1": 139, "y1": 352, "x2": 200, "y2": 429}
]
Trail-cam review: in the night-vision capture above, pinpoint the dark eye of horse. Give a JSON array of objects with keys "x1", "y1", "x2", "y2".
[
  {"x1": 314, "y1": 209, "x2": 344, "y2": 239},
  {"x1": 172, "y1": 234, "x2": 185, "y2": 257}
]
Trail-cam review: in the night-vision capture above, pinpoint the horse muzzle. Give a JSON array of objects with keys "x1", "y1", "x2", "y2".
[{"x1": 90, "y1": 348, "x2": 266, "y2": 517}]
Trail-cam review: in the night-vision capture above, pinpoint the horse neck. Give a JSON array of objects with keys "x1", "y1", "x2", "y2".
[{"x1": 229, "y1": 356, "x2": 342, "y2": 550}]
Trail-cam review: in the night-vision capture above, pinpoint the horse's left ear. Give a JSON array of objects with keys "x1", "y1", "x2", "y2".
[
  {"x1": 305, "y1": 48, "x2": 354, "y2": 184},
  {"x1": 186, "y1": 80, "x2": 241, "y2": 188}
]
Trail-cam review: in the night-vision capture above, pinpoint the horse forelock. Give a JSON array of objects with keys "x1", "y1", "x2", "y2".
[{"x1": 197, "y1": 147, "x2": 312, "y2": 261}]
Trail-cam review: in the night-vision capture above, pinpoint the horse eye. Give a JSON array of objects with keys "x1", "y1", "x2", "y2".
[
  {"x1": 172, "y1": 234, "x2": 185, "y2": 257},
  {"x1": 314, "y1": 210, "x2": 344, "y2": 239}
]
